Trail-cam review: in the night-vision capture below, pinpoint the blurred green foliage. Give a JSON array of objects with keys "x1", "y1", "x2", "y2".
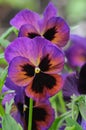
[
  {"x1": 0, "y1": 0, "x2": 40, "y2": 11},
  {"x1": 0, "y1": 0, "x2": 86, "y2": 25},
  {"x1": 66, "y1": 0, "x2": 86, "y2": 25}
]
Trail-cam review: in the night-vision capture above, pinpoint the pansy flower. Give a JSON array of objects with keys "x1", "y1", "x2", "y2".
[
  {"x1": 65, "y1": 35, "x2": 86, "y2": 67},
  {"x1": 10, "y1": 2, "x2": 70, "y2": 47},
  {"x1": 20, "y1": 96, "x2": 55, "y2": 130},
  {"x1": 3, "y1": 81, "x2": 55, "y2": 130},
  {"x1": 11, "y1": 96, "x2": 55, "y2": 130},
  {"x1": 5, "y1": 37, "x2": 64, "y2": 101},
  {"x1": 63, "y1": 63, "x2": 86, "y2": 129}
]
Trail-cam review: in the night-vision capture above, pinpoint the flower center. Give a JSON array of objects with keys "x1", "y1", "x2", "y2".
[{"x1": 35, "y1": 67, "x2": 41, "y2": 74}]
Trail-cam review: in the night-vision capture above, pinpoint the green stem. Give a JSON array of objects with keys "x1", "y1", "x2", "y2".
[
  {"x1": 57, "y1": 91, "x2": 66, "y2": 113},
  {"x1": 71, "y1": 99, "x2": 75, "y2": 120},
  {"x1": 28, "y1": 98, "x2": 33, "y2": 130},
  {"x1": 0, "y1": 67, "x2": 8, "y2": 92},
  {"x1": 0, "y1": 27, "x2": 15, "y2": 39}
]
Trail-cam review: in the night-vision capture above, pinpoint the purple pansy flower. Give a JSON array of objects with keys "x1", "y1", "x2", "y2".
[
  {"x1": 17, "y1": 96, "x2": 55, "y2": 130},
  {"x1": 65, "y1": 35, "x2": 86, "y2": 67},
  {"x1": 10, "y1": 2, "x2": 70, "y2": 47},
  {"x1": 2, "y1": 81, "x2": 55, "y2": 130},
  {"x1": 63, "y1": 63, "x2": 86, "y2": 129},
  {"x1": 5, "y1": 37, "x2": 64, "y2": 101}
]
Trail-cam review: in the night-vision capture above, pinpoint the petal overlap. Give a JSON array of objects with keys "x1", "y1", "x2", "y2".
[
  {"x1": 18, "y1": 24, "x2": 40, "y2": 38},
  {"x1": 10, "y1": 9, "x2": 40, "y2": 30},
  {"x1": 5, "y1": 37, "x2": 47, "y2": 65},
  {"x1": 42, "y1": 17, "x2": 70, "y2": 47}
]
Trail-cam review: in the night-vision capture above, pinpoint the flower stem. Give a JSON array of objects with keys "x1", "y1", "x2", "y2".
[
  {"x1": 0, "y1": 27, "x2": 15, "y2": 39},
  {"x1": 57, "y1": 91, "x2": 66, "y2": 113},
  {"x1": 28, "y1": 98, "x2": 33, "y2": 130}
]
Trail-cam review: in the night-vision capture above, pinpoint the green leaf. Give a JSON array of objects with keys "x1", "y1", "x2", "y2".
[
  {"x1": 49, "y1": 111, "x2": 71, "y2": 130},
  {"x1": 79, "y1": 101, "x2": 86, "y2": 120},
  {"x1": 0, "y1": 104, "x2": 5, "y2": 117},
  {"x1": 0, "y1": 67, "x2": 8, "y2": 91},
  {"x1": 0, "y1": 53, "x2": 4, "y2": 59},
  {"x1": 0, "y1": 93, "x2": 4, "y2": 103},
  {"x1": 66, "y1": 117, "x2": 82, "y2": 130},
  {"x1": 0, "y1": 59, "x2": 8, "y2": 65},
  {"x1": 49, "y1": 116, "x2": 63, "y2": 130},
  {"x1": 13, "y1": 28, "x2": 18, "y2": 35},
  {"x1": 0, "y1": 39, "x2": 10, "y2": 48},
  {"x1": 18, "y1": 124, "x2": 23, "y2": 130},
  {"x1": 5, "y1": 99, "x2": 14, "y2": 114},
  {"x1": 2, "y1": 114, "x2": 21, "y2": 130},
  {"x1": 0, "y1": 27, "x2": 15, "y2": 39},
  {"x1": 65, "y1": 126, "x2": 76, "y2": 130}
]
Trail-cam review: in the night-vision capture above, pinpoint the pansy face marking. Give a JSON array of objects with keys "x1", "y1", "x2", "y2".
[
  {"x1": 22, "y1": 64, "x2": 35, "y2": 76},
  {"x1": 5, "y1": 37, "x2": 64, "y2": 101},
  {"x1": 43, "y1": 26, "x2": 57, "y2": 41},
  {"x1": 27, "y1": 33, "x2": 40, "y2": 39},
  {"x1": 20, "y1": 54, "x2": 56, "y2": 94}
]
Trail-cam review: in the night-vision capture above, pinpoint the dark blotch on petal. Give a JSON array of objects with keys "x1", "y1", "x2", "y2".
[
  {"x1": 22, "y1": 64, "x2": 35, "y2": 77},
  {"x1": 24, "y1": 96, "x2": 47, "y2": 130},
  {"x1": 28, "y1": 33, "x2": 40, "y2": 39},
  {"x1": 43, "y1": 26, "x2": 57, "y2": 41},
  {"x1": 24, "y1": 96, "x2": 38, "y2": 130},
  {"x1": 25, "y1": 107, "x2": 38, "y2": 130},
  {"x1": 32, "y1": 72, "x2": 56, "y2": 93},
  {"x1": 17, "y1": 103, "x2": 24, "y2": 116},
  {"x1": 78, "y1": 63, "x2": 86, "y2": 94},
  {"x1": 16, "y1": 96, "x2": 38, "y2": 130},
  {"x1": 39, "y1": 54, "x2": 51, "y2": 71},
  {"x1": 33, "y1": 107, "x2": 47, "y2": 121},
  {"x1": 25, "y1": 96, "x2": 30, "y2": 106}
]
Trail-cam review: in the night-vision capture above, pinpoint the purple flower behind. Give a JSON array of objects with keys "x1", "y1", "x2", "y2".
[
  {"x1": 2, "y1": 79, "x2": 55, "y2": 130},
  {"x1": 10, "y1": 2, "x2": 70, "y2": 47},
  {"x1": 63, "y1": 63, "x2": 86, "y2": 99},
  {"x1": 12, "y1": 96, "x2": 55, "y2": 130},
  {"x1": 65, "y1": 35, "x2": 86, "y2": 67},
  {"x1": 5, "y1": 77, "x2": 25, "y2": 103},
  {"x1": 63, "y1": 63, "x2": 86, "y2": 129},
  {"x1": 63, "y1": 73, "x2": 79, "y2": 100}
]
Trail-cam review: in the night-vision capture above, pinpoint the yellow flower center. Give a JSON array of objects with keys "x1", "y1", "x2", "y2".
[{"x1": 35, "y1": 67, "x2": 41, "y2": 74}]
